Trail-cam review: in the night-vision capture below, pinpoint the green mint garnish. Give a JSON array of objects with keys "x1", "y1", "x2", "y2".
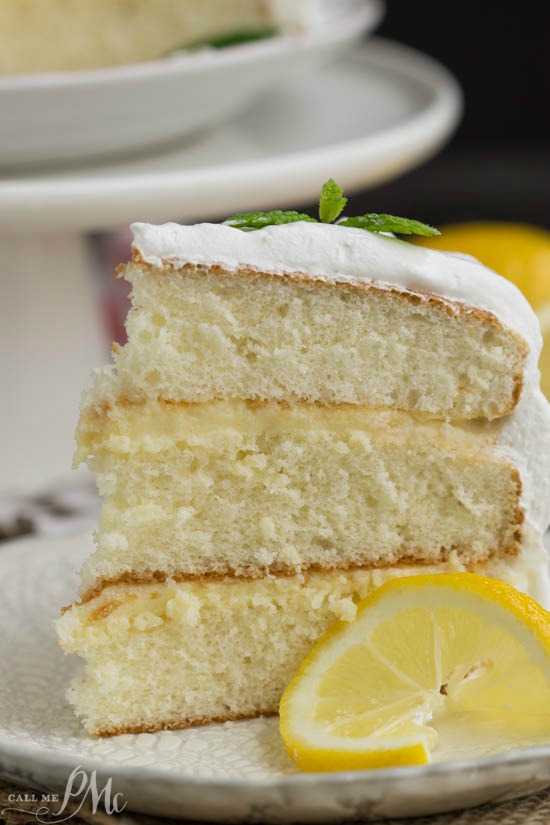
[
  {"x1": 224, "y1": 180, "x2": 440, "y2": 238},
  {"x1": 174, "y1": 27, "x2": 278, "y2": 52},
  {"x1": 225, "y1": 210, "x2": 317, "y2": 230},
  {"x1": 339, "y1": 214, "x2": 441, "y2": 237},
  {"x1": 319, "y1": 178, "x2": 347, "y2": 224}
]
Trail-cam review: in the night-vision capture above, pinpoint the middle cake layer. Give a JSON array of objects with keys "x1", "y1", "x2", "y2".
[{"x1": 76, "y1": 400, "x2": 522, "y2": 594}]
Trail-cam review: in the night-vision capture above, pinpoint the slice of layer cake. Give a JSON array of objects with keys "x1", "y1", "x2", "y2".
[
  {"x1": 57, "y1": 208, "x2": 550, "y2": 737},
  {"x1": 0, "y1": 0, "x2": 290, "y2": 75}
]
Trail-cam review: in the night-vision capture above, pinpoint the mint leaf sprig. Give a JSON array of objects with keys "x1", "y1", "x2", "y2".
[
  {"x1": 172, "y1": 26, "x2": 278, "y2": 53},
  {"x1": 319, "y1": 178, "x2": 347, "y2": 224},
  {"x1": 224, "y1": 210, "x2": 316, "y2": 231},
  {"x1": 339, "y1": 214, "x2": 440, "y2": 236},
  {"x1": 225, "y1": 179, "x2": 440, "y2": 238}
]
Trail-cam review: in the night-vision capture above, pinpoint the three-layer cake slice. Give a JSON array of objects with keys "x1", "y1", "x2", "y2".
[{"x1": 57, "y1": 219, "x2": 550, "y2": 736}]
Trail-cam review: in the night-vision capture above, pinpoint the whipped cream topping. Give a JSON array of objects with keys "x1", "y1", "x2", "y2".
[{"x1": 131, "y1": 220, "x2": 550, "y2": 581}]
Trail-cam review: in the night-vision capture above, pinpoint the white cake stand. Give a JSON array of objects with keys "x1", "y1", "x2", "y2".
[{"x1": 0, "y1": 39, "x2": 462, "y2": 493}]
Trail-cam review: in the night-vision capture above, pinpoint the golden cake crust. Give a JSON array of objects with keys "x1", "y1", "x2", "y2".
[
  {"x1": 70, "y1": 517, "x2": 524, "y2": 608},
  {"x1": 91, "y1": 708, "x2": 276, "y2": 737}
]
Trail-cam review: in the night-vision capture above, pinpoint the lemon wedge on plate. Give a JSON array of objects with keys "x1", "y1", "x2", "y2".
[{"x1": 279, "y1": 574, "x2": 550, "y2": 772}]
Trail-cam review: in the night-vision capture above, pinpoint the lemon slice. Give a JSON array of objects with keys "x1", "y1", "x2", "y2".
[{"x1": 279, "y1": 574, "x2": 550, "y2": 772}]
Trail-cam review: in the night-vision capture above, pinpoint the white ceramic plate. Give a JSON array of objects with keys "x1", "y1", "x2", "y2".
[
  {"x1": 0, "y1": 38, "x2": 462, "y2": 232},
  {"x1": 0, "y1": 0, "x2": 382, "y2": 168},
  {"x1": 1, "y1": 532, "x2": 550, "y2": 822}
]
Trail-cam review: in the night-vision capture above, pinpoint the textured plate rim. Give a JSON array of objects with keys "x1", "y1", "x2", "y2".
[
  {"x1": 2, "y1": 730, "x2": 550, "y2": 792},
  {"x1": 0, "y1": 533, "x2": 549, "y2": 794},
  {"x1": 0, "y1": 0, "x2": 383, "y2": 91}
]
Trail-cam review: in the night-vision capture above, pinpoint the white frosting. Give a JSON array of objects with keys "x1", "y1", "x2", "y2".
[
  {"x1": 485, "y1": 526, "x2": 550, "y2": 609},
  {"x1": 131, "y1": 221, "x2": 550, "y2": 598}
]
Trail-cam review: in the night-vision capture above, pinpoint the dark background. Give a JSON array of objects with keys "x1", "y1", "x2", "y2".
[{"x1": 352, "y1": 2, "x2": 550, "y2": 227}]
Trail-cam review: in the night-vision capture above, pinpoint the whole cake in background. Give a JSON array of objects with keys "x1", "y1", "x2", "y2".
[
  {"x1": 56, "y1": 183, "x2": 550, "y2": 736},
  {"x1": 0, "y1": 0, "x2": 310, "y2": 75}
]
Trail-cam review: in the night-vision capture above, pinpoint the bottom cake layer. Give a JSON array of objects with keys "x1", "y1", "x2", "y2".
[{"x1": 56, "y1": 552, "x2": 550, "y2": 736}]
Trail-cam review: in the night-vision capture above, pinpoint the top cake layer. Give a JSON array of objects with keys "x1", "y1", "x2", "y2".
[{"x1": 105, "y1": 221, "x2": 538, "y2": 420}]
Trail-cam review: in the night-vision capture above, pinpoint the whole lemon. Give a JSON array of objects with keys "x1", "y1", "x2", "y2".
[{"x1": 416, "y1": 222, "x2": 550, "y2": 397}]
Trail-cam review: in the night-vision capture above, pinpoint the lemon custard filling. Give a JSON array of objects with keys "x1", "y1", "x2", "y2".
[{"x1": 75, "y1": 399, "x2": 523, "y2": 593}]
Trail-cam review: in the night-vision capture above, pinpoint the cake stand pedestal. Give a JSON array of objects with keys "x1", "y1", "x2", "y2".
[
  {"x1": 1, "y1": 233, "x2": 105, "y2": 492},
  {"x1": 0, "y1": 39, "x2": 461, "y2": 493}
]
